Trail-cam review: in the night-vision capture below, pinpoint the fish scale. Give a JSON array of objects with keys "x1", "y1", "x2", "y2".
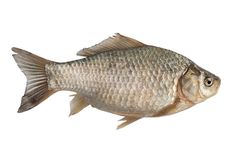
[{"x1": 46, "y1": 46, "x2": 191, "y2": 116}]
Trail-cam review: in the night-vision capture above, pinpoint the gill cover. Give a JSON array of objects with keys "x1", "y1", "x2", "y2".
[{"x1": 180, "y1": 64, "x2": 201, "y2": 103}]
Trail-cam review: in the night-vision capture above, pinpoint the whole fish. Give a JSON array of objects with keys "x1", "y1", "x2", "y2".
[{"x1": 12, "y1": 33, "x2": 220, "y2": 129}]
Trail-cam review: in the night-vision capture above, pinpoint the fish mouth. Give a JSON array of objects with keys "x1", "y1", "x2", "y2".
[
  {"x1": 210, "y1": 76, "x2": 221, "y2": 96},
  {"x1": 215, "y1": 77, "x2": 221, "y2": 93}
]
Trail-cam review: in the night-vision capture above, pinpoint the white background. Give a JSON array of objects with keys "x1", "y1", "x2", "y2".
[{"x1": 0, "y1": 0, "x2": 235, "y2": 156}]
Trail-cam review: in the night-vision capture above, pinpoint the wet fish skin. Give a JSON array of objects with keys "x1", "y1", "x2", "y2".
[
  {"x1": 46, "y1": 46, "x2": 191, "y2": 117},
  {"x1": 12, "y1": 34, "x2": 221, "y2": 129}
]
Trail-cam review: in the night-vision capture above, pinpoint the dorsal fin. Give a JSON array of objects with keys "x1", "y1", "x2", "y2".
[{"x1": 77, "y1": 33, "x2": 146, "y2": 56}]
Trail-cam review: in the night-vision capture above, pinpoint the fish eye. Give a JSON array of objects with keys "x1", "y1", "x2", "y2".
[{"x1": 204, "y1": 77, "x2": 213, "y2": 87}]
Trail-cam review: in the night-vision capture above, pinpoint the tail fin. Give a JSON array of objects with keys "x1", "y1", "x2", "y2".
[{"x1": 12, "y1": 47, "x2": 56, "y2": 113}]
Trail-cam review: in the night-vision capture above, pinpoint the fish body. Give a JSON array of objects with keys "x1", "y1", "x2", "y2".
[
  {"x1": 12, "y1": 34, "x2": 220, "y2": 129},
  {"x1": 46, "y1": 46, "x2": 191, "y2": 116}
]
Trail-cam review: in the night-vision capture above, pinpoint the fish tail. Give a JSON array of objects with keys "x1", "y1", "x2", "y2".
[{"x1": 12, "y1": 47, "x2": 57, "y2": 113}]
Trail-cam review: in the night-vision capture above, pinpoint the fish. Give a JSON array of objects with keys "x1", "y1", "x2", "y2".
[{"x1": 12, "y1": 33, "x2": 221, "y2": 129}]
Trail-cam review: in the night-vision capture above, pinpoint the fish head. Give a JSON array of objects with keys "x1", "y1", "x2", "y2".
[
  {"x1": 180, "y1": 64, "x2": 221, "y2": 104},
  {"x1": 198, "y1": 67, "x2": 221, "y2": 101}
]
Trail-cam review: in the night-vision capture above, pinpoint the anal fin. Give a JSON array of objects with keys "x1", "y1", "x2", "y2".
[
  {"x1": 117, "y1": 116, "x2": 141, "y2": 129},
  {"x1": 69, "y1": 93, "x2": 89, "y2": 116}
]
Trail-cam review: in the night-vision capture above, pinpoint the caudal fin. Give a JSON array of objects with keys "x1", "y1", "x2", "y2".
[{"x1": 12, "y1": 47, "x2": 56, "y2": 113}]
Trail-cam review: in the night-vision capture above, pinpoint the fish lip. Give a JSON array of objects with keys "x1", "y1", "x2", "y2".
[
  {"x1": 216, "y1": 77, "x2": 221, "y2": 92},
  {"x1": 210, "y1": 76, "x2": 221, "y2": 97}
]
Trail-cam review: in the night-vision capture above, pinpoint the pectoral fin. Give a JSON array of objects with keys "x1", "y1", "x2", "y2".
[
  {"x1": 69, "y1": 93, "x2": 89, "y2": 116},
  {"x1": 117, "y1": 116, "x2": 141, "y2": 129}
]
